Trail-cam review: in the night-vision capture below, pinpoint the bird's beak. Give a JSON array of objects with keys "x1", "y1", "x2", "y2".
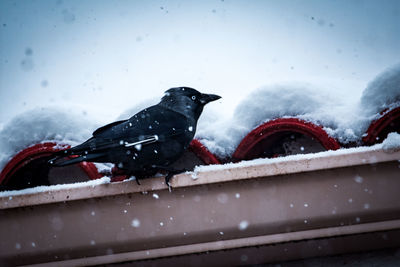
[{"x1": 200, "y1": 93, "x2": 221, "y2": 104}]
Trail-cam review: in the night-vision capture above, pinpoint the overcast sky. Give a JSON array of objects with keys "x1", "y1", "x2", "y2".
[{"x1": 1, "y1": 0, "x2": 399, "y2": 124}]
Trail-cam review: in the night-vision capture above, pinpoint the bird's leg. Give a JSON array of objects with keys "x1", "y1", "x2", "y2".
[
  {"x1": 125, "y1": 170, "x2": 141, "y2": 185},
  {"x1": 151, "y1": 165, "x2": 187, "y2": 190}
]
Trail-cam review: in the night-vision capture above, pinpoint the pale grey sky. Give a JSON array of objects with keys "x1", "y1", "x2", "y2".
[{"x1": 1, "y1": 0, "x2": 399, "y2": 124}]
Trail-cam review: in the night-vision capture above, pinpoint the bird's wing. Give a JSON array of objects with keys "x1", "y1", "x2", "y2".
[
  {"x1": 93, "y1": 119, "x2": 128, "y2": 136},
  {"x1": 58, "y1": 105, "x2": 191, "y2": 156}
]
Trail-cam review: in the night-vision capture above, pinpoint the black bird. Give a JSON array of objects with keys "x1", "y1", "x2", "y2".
[{"x1": 50, "y1": 87, "x2": 221, "y2": 187}]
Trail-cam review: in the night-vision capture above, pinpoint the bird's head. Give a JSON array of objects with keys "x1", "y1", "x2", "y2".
[{"x1": 159, "y1": 87, "x2": 221, "y2": 120}]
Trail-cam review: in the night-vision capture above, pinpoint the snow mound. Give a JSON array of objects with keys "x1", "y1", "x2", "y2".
[
  {"x1": 196, "y1": 83, "x2": 350, "y2": 158},
  {"x1": 197, "y1": 64, "x2": 400, "y2": 158},
  {"x1": 0, "y1": 107, "x2": 99, "y2": 171},
  {"x1": 382, "y1": 132, "x2": 400, "y2": 152},
  {"x1": 234, "y1": 83, "x2": 331, "y2": 128},
  {"x1": 361, "y1": 63, "x2": 400, "y2": 115}
]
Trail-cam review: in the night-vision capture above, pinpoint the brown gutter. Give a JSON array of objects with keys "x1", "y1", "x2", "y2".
[
  {"x1": 0, "y1": 147, "x2": 399, "y2": 266},
  {"x1": 23, "y1": 220, "x2": 400, "y2": 267},
  {"x1": 1, "y1": 146, "x2": 396, "y2": 209}
]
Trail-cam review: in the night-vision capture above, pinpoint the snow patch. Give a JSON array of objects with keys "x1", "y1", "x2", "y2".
[
  {"x1": 192, "y1": 142, "x2": 387, "y2": 174},
  {"x1": 360, "y1": 63, "x2": 400, "y2": 115},
  {"x1": 93, "y1": 162, "x2": 114, "y2": 174},
  {"x1": 0, "y1": 176, "x2": 110, "y2": 197},
  {"x1": 0, "y1": 107, "x2": 99, "y2": 172},
  {"x1": 382, "y1": 132, "x2": 400, "y2": 152}
]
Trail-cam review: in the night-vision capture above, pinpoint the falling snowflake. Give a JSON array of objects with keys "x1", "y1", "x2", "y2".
[
  {"x1": 131, "y1": 218, "x2": 141, "y2": 228},
  {"x1": 354, "y1": 175, "x2": 364, "y2": 183},
  {"x1": 238, "y1": 220, "x2": 249, "y2": 230},
  {"x1": 135, "y1": 144, "x2": 142, "y2": 151}
]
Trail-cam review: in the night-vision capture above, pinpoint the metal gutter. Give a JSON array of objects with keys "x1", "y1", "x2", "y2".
[
  {"x1": 0, "y1": 147, "x2": 399, "y2": 266},
  {"x1": 28, "y1": 220, "x2": 400, "y2": 267}
]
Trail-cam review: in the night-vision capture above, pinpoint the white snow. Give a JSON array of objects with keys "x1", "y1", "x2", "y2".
[
  {"x1": 238, "y1": 220, "x2": 249, "y2": 230},
  {"x1": 191, "y1": 141, "x2": 391, "y2": 174},
  {"x1": 382, "y1": 132, "x2": 400, "y2": 152},
  {"x1": 0, "y1": 176, "x2": 111, "y2": 197},
  {"x1": 93, "y1": 163, "x2": 114, "y2": 174},
  {"x1": 360, "y1": 63, "x2": 400, "y2": 115},
  {"x1": 196, "y1": 64, "x2": 400, "y2": 158},
  {"x1": 131, "y1": 218, "x2": 140, "y2": 228},
  {"x1": 196, "y1": 82, "x2": 345, "y2": 157},
  {"x1": 354, "y1": 175, "x2": 364, "y2": 184},
  {"x1": 0, "y1": 107, "x2": 99, "y2": 172}
]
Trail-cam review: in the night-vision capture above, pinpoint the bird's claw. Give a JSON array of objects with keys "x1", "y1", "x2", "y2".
[{"x1": 164, "y1": 168, "x2": 187, "y2": 191}]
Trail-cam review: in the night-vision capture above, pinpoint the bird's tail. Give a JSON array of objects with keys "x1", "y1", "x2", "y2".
[
  {"x1": 49, "y1": 138, "x2": 104, "y2": 167},
  {"x1": 49, "y1": 153, "x2": 105, "y2": 167}
]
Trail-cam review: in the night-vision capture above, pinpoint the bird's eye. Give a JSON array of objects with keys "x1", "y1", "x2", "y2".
[{"x1": 191, "y1": 96, "x2": 196, "y2": 100}]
